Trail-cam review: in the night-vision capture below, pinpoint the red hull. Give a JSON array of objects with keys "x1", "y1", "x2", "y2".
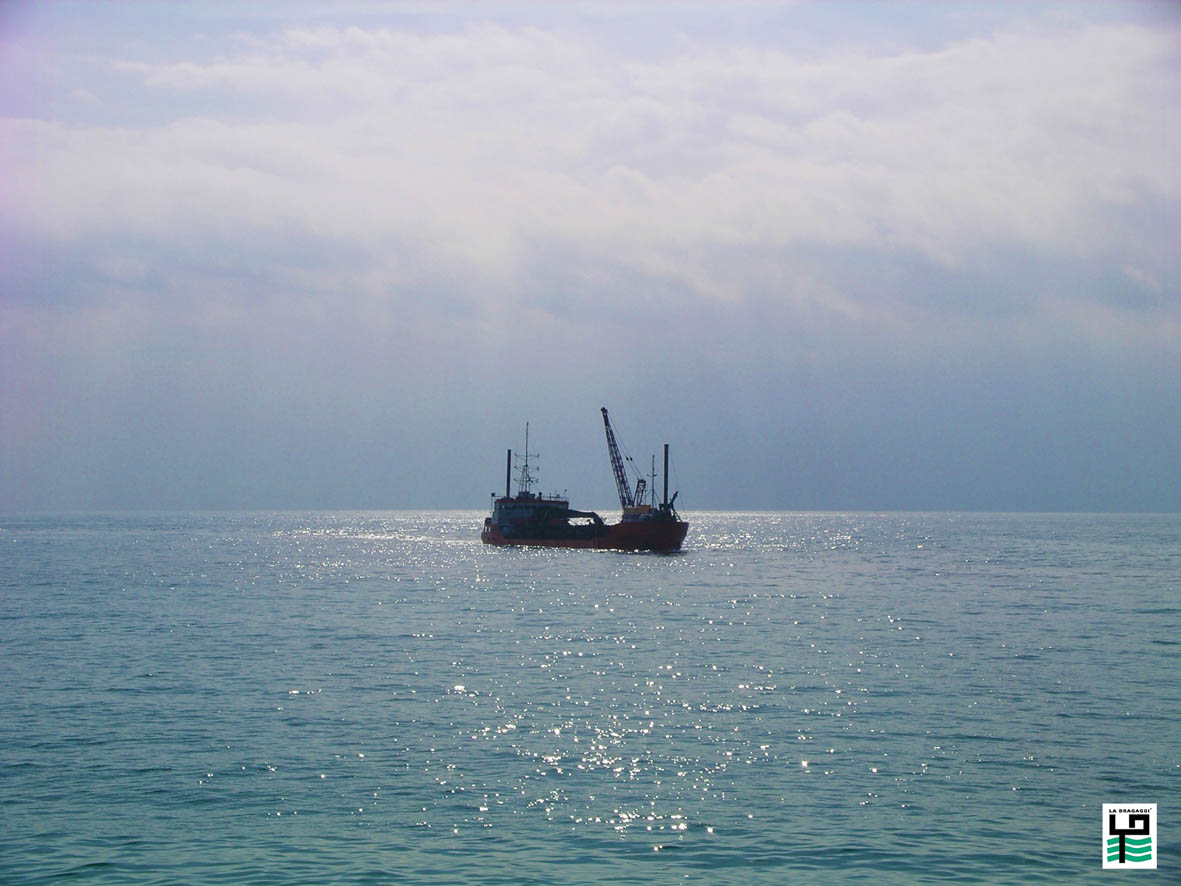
[{"x1": 482, "y1": 518, "x2": 687, "y2": 552}]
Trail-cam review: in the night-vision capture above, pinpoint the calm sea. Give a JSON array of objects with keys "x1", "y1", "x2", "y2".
[{"x1": 1, "y1": 511, "x2": 1177, "y2": 884}]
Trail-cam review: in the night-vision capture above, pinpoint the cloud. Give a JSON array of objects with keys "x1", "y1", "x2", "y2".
[{"x1": 4, "y1": 16, "x2": 1176, "y2": 337}]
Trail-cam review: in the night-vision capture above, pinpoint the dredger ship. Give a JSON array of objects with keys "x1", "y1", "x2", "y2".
[{"x1": 481, "y1": 407, "x2": 688, "y2": 552}]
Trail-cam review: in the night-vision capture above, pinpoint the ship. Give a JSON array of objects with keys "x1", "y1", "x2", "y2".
[{"x1": 481, "y1": 407, "x2": 688, "y2": 552}]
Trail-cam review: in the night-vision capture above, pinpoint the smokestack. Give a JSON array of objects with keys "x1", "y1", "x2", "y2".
[{"x1": 663, "y1": 443, "x2": 669, "y2": 506}]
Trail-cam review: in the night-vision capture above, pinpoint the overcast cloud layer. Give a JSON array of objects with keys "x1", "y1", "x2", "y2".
[{"x1": 2, "y1": 1, "x2": 1178, "y2": 510}]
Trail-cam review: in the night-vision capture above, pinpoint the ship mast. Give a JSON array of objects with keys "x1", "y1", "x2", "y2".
[{"x1": 601, "y1": 407, "x2": 634, "y2": 509}]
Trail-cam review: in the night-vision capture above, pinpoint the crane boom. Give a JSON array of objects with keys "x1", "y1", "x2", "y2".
[{"x1": 601, "y1": 407, "x2": 633, "y2": 509}]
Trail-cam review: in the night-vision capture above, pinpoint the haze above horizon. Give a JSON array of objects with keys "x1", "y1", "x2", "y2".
[{"x1": 2, "y1": 1, "x2": 1178, "y2": 512}]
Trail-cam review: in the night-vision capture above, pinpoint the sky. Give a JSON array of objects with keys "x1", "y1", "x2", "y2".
[{"x1": 1, "y1": 0, "x2": 1178, "y2": 512}]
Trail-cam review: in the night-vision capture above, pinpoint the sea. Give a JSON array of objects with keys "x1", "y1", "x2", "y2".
[{"x1": 1, "y1": 511, "x2": 1177, "y2": 884}]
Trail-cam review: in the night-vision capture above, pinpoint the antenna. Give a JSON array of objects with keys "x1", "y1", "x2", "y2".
[
  {"x1": 650, "y1": 454, "x2": 657, "y2": 507},
  {"x1": 516, "y1": 422, "x2": 538, "y2": 494}
]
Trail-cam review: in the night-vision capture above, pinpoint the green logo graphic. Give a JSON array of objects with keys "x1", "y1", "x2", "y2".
[{"x1": 1106, "y1": 834, "x2": 1152, "y2": 864}]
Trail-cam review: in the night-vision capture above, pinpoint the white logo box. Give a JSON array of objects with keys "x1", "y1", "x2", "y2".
[{"x1": 1103, "y1": 803, "x2": 1157, "y2": 870}]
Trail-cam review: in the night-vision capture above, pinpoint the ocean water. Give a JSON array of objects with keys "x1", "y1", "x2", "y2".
[{"x1": 1, "y1": 511, "x2": 1177, "y2": 884}]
